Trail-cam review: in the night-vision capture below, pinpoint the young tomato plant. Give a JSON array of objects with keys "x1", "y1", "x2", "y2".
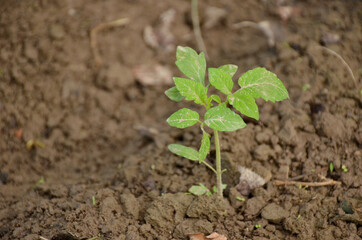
[{"x1": 165, "y1": 46, "x2": 289, "y2": 197}]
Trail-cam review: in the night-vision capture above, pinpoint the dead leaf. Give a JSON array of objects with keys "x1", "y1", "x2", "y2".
[
  {"x1": 189, "y1": 232, "x2": 227, "y2": 240},
  {"x1": 14, "y1": 129, "x2": 23, "y2": 140},
  {"x1": 143, "y1": 8, "x2": 176, "y2": 53},
  {"x1": 321, "y1": 33, "x2": 340, "y2": 45},
  {"x1": 233, "y1": 20, "x2": 284, "y2": 47},
  {"x1": 204, "y1": 6, "x2": 227, "y2": 29},
  {"x1": 236, "y1": 166, "x2": 266, "y2": 195},
  {"x1": 189, "y1": 233, "x2": 207, "y2": 240},
  {"x1": 276, "y1": 6, "x2": 302, "y2": 22},
  {"x1": 206, "y1": 232, "x2": 227, "y2": 240},
  {"x1": 132, "y1": 64, "x2": 172, "y2": 86}
]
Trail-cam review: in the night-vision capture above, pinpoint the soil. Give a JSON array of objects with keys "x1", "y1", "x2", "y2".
[{"x1": 0, "y1": 0, "x2": 361, "y2": 239}]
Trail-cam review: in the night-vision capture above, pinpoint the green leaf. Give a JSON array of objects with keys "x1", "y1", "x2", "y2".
[
  {"x1": 168, "y1": 144, "x2": 199, "y2": 161},
  {"x1": 204, "y1": 105, "x2": 246, "y2": 132},
  {"x1": 176, "y1": 46, "x2": 206, "y2": 86},
  {"x1": 218, "y1": 64, "x2": 238, "y2": 78},
  {"x1": 208, "y1": 68, "x2": 233, "y2": 95},
  {"x1": 198, "y1": 131, "x2": 210, "y2": 163},
  {"x1": 228, "y1": 90, "x2": 259, "y2": 120},
  {"x1": 188, "y1": 183, "x2": 211, "y2": 196},
  {"x1": 165, "y1": 86, "x2": 184, "y2": 102},
  {"x1": 167, "y1": 108, "x2": 199, "y2": 128},
  {"x1": 206, "y1": 94, "x2": 221, "y2": 107},
  {"x1": 238, "y1": 67, "x2": 289, "y2": 102},
  {"x1": 174, "y1": 77, "x2": 207, "y2": 105},
  {"x1": 209, "y1": 94, "x2": 221, "y2": 103}
]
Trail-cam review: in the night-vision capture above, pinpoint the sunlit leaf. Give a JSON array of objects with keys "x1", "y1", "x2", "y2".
[
  {"x1": 176, "y1": 46, "x2": 206, "y2": 86},
  {"x1": 238, "y1": 67, "x2": 289, "y2": 102},
  {"x1": 167, "y1": 108, "x2": 199, "y2": 128},
  {"x1": 204, "y1": 105, "x2": 246, "y2": 131},
  {"x1": 174, "y1": 77, "x2": 208, "y2": 104},
  {"x1": 218, "y1": 64, "x2": 238, "y2": 78},
  {"x1": 228, "y1": 90, "x2": 259, "y2": 120},
  {"x1": 208, "y1": 68, "x2": 233, "y2": 95}
]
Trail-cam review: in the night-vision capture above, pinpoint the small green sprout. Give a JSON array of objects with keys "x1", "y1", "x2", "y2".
[
  {"x1": 255, "y1": 224, "x2": 261, "y2": 229},
  {"x1": 92, "y1": 196, "x2": 96, "y2": 205},
  {"x1": 26, "y1": 139, "x2": 45, "y2": 150},
  {"x1": 166, "y1": 46, "x2": 289, "y2": 197},
  {"x1": 297, "y1": 214, "x2": 301, "y2": 219},
  {"x1": 236, "y1": 196, "x2": 246, "y2": 202},
  {"x1": 341, "y1": 165, "x2": 348, "y2": 172},
  {"x1": 33, "y1": 176, "x2": 45, "y2": 189},
  {"x1": 88, "y1": 233, "x2": 101, "y2": 240},
  {"x1": 302, "y1": 83, "x2": 311, "y2": 91},
  {"x1": 329, "y1": 162, "x2": 334, "y2": 173},
  {"x1": 117, "y1": 163, "x2": 123, "y2": 169}
]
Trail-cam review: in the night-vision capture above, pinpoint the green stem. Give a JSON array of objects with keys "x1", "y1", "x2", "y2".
[
  {"x1": 214, "y1": 129, "x2": 223, "y2": 198},
  {"x1": 201, "y1": 161, "x2": 217, "y2": 174}
]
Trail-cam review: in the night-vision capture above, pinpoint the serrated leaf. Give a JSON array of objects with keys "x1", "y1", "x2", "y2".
[
  {"x1": 208, "y1": 68, "x2": 233, "y2": 95},
  {"x1": 174, "y1": 77, "x2": 207, "y2": 105},
  {"x1": 165, "y1": 86, "x2": 183, "y2": 102},
  {"x1": 176, "y1": 46, "x2": 206, "y2": 86},
  {"x1": 218, "y1": 64, "x2": 238, "y2": 78},
  {"x1": 238, "y1": 67, "x2": 289, "y2": 102},
  {"x1": 228, "y1": 90, "x2": 259, "y2": 120},
  {"x1": 168, "y1": 144, "x2": 199, "y2": 161},
  {"x1": 204, "y1": 106, "x2": 246, "y2": 132},
  {"x1": 167, "y1": 108, "x2": 199, "y2": 128},
  {"x1": 198, "y1": 131, "x2": 210, "y2": 163}
]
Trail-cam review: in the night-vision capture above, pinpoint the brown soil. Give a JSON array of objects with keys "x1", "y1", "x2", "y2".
[{"x1": 0, "y1": 0, "x2": 361, "y2": 239}]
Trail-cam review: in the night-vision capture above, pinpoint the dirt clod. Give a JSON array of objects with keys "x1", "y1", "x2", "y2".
[{"x1": 261, "y1": 203, "x2": 289, "y2": 224}]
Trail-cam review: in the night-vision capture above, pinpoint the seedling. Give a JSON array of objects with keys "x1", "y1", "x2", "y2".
[
  {"x1": 33, "y1": 176, "x2": 45, "y2": 189},
  {"x1": 166, "y1": 46, "x2": 289, "y2": 197},
  {"x1": 26, "y1": 139, "x2": 45, "y2": 150},
  {"x1": 302, "y1": 83, "x2": 311, "y2": 91},
  {"x1": 236, "y1": 196, "x2": 246, "y2": 202},
  {"x1": 341, "y1": 165, "x2": 348, "y2": 172},
  {"x1": 329, "y1": 162, "x2": 334, "y2": 173},
  {"x1": 88, "y1": 234, "x2": 102, "y2": 240},
  {"x1": 255, "y1": 224, "x2": 261, "y2": 229},
  {"x1": 92, "y1": 196, "x2": 96, "y2": 205}
]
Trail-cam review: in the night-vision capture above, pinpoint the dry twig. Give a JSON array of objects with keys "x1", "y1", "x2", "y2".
[
  {"x1": 90, "y1": 18, "x2": 129, "y2": 67},
  {"x1": 233, "y1": 21, "x2": 279, "y2": 47},
  {"x1": 318, "y1": 46, "x2": 357, "y2": 87},
  {"x1": 274, "y1": 177, "x2": 341, "y2": 187},
  {"x1": 191, "y1": 0, "x2": 208, "y2": 59}
]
